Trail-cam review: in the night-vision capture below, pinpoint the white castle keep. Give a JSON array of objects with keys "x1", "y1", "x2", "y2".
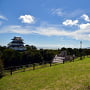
[{"x1": 8, "y1": 36, "x2": 26, "y2": 51}]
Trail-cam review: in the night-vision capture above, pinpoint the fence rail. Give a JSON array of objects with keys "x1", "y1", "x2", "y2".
[
  {"x1": 3, "y1": 61, "x2": 64, "y2": 76},
  {"x1": 3, "y1": 56, "x2": 85, "y2": 76}
]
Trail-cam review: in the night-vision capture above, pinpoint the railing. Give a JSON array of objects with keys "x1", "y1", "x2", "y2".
[
  {"x1": 4, "y1": 62, "x2": 56, "y2": 76},
  {"x1": 3, "y1": 56, "x2": 83, "y2": 76}
]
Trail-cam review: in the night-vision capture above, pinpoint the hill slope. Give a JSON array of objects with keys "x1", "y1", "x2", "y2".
[{"x1": 0, "y1": 58, "x2": 90, "y2": 90}]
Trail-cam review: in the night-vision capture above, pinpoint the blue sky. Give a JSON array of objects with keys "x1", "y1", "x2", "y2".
[{"x1": 0, "y1": 0, "x2": 90, "y2": 49}]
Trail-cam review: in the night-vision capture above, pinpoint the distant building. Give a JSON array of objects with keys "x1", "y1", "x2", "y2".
[
  {"x1": 8, "y1": 36, "x2": 26, "y2": 51},
  {"x1": 53, "y1": 51, "x2": 75, "y2": 63},
  {"x1": 53, "y1": 51, "x2": 67, "y2": 63}
]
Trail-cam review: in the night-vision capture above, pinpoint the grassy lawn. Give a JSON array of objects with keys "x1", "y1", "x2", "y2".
[{"x1": 0, "y1": 57, "x2": 90, "y2": 90}]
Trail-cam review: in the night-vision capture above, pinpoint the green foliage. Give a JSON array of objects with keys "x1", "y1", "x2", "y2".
[
  {"x1": 0, "y1": 45, "x2": 90, "y2": 69},
  {"x1": 67, "y1": 48, "x2": 74, "y2": 55},
  {"x1": 25, "y1": 45, "x2": 37, "y2": 50},
  {"x1": 43, "y1": 50, "x2": 55, "y2": 63},
  {"x1": 0, "y1": 58, "x2": 4, "y2": 78},
  {"x1": 23, "y1": 50, "x2": 43, "y2": 64},
  {"x1": 2, "y1": 49, "x2": 22, "y2": 67}
]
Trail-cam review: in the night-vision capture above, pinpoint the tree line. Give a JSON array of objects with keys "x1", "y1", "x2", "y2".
[{"x1": 0, "y1": 45, "x2": 90, "y2": 77}]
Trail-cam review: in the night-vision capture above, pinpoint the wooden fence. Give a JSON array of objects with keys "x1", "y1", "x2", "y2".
[{"x1": 3, "y1": 56, "x2": 84, "y2": 76}]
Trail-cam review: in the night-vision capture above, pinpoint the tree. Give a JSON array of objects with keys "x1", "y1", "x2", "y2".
[
  {"x1": 73, "y1": 48, "x2": 80, "y2": 57},
  {"x1": 0, "y1": 58, "x2": 4, "y2": 78},
  {"x1": 67, "y1": 48, "x2": 74, "y2": 55},
  {"x1": 42, "y1": 50, "x2": 55, "y2": 63},
  {"x1": 84, "y1": 49, "x2": 90, "y2": 56},
  {"x1": 61, "y1": 47, "x2": 67, "y2": 51},
  {"x1": 2, "y1": 49, "x2": 22, "y2": 68},
  {"x1": 25, "y1": 45, "x2": 37, "y2": 50}
]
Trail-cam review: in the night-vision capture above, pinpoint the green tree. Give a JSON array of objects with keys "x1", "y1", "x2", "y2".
[
  {"x1": 67, "y1": 48, "x2": 74, "y2": 55},
  {"x1": 2, "y1": 49, "x2": 22, "y2": 68},
  {"x1": 25, "y1": 45, "x2": 37, "y2": 50},
  {"x1": 24, "y1": 50, "x2": 43, "y2": 64},
  {"x1": 42, "y1": 50, "x2": 55, "y2": 63},
  {"x1": 0, "y1": 58, "x2": 4, "y2": 78},
  {"x1": 61, "y1": 47, "x2": 67, "y2": 51}
]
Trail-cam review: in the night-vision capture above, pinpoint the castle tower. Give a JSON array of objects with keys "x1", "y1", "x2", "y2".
[{"x1": 8, "y1": 36, "x2": 26, "y2": 51}]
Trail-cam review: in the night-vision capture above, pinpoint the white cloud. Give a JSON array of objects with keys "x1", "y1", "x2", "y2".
[
  {"x1": 71, "y1": 31, "x2": 89, "y2": 40},
  {"x1": 51, "y1": 8, "x2": 64, "y2": 16},
  {"x1": 0, "y1": 15, "x2": 8, "y2": 20},
  {"x1": 38, "y1": 26, "x2": 90, "y2": 41},
  {"x1": 81, "y1": 14, "x2": 90, "y2": 22},
  {"x1": 67, "y1": 9, "x2": 85, "y2": 18},
  {"x1": 71, "y1": 23, "x2": 90, "y2": 41},
  {"x1": 36, "y1": 44, "x2": 76, "y2": 49},
  {"x1": 79, "y1": 23, "x2": 90, "y2": 30},
  {"x1": 19, "y1": 15, "x2": 35, "y2": 24},
  {"x1": 0, "y1": 15, "x2": 8, "y2": 26},
  {"x1": 0, "y1": 25, "x2": 70, "y2": 36},
  {"x1": 34, "y1": 27, "x2": 70, "y2": 36},
  {"x1": 51, "y1": 8, "x2": 85, "y2": 18},
  {"x1": 1, "y1": 20, "x2": 90, "y2": 41},
  {"x1": 0, "y1": 25, "x2": 33, "y2": 34},
  {"x1": 62, "y1": 19, "x2": 79, "y2": 26},
  {"x1": 89, "y1": 34, "x2": 90, "y2": 37}
]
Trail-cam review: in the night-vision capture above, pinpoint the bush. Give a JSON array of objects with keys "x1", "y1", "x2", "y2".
[{"x1": 0, "y1": 59, "x2": 4, "y2": 78}]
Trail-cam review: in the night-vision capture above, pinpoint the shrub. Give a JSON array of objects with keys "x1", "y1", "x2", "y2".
[{"x1": 0, "y1": 59, "x2": 4, "y2": 78}]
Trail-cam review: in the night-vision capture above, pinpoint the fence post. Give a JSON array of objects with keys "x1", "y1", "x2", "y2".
[
  {"x1": 63, "y1": 60, "x2": 64, "y2": 64},
  {"x1": 10, "y1": 67, "x2": 13, "y2": 75},
  {"x1": 33, "y1": 63, "x2": 35, "y2": 70},
  {"x1": 23, "y1": 66, "x2": 25, "y2": 72},
  {"x1": 72, "y1": 57, "x2": 74, "y2": 62},
  {"x1": 50, "y1": 62, "x2": 52, "y2": 67}
]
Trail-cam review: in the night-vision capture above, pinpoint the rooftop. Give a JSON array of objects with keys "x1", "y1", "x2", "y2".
[{"x1": 12, "y1": 37, "x2": 23, "y2": 41}]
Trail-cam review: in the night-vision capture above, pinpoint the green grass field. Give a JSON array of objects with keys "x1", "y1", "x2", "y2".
[{"x1": 0, "y1": 57, "x2": 90, "y2": 90}]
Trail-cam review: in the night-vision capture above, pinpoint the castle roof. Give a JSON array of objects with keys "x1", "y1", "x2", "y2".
[{"x1": 12, "y1": 37, "x2": 23, "y2": 41}]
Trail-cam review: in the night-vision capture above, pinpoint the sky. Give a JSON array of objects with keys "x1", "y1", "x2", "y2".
[{"x1": 0, "y1": 0, "x2": 90, "y2": 49}]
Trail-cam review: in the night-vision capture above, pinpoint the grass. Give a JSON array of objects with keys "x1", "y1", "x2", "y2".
[{"x1": 0, "y1": 57, "x2": 90, "y2": 90}]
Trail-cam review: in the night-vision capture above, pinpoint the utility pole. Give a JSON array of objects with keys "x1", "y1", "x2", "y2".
[
  {"x1": 80, "y1": 41, "x2": 82, "y2": 60},
  {"x1": 80, "y1": 41, "x2": 82, "y2": 49}
]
